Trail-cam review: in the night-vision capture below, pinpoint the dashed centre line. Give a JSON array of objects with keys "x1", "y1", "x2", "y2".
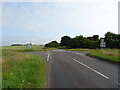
[{"x1": 47, "y1": 51, "x2": 50, "y2": 62}]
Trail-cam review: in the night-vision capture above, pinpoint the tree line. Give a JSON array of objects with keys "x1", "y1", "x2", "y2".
[{"x1": 45, "y1": 32, "x2": 120, "y2": 49}]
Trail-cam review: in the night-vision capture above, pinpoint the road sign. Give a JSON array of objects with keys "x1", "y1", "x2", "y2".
[{"x1": 100, "y1": 38, "x2": 106, "y2": 48}]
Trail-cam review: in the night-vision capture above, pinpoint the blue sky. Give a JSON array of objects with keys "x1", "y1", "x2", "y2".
[{"x1": 1, "y1": 0, "x2": 119, "y2": 46}]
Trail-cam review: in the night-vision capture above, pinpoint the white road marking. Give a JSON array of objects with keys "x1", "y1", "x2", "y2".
[
  {"x1": 117, "y1": 83, "x2": 120, "y2": 86},
  {"x1": 73, "y1": 58, "x2": 109, "y2": 79},
  {"x1": 67, "y1": 51, "x2": 84, "y2": 56},
  {"x1": 47, "y1": 52, "x2": 50, "y2": 62},
  {"x1": 73, "y1": 52, "x2": 84, "y2": 55}
]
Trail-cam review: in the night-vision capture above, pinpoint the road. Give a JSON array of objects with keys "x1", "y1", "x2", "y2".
[{"x1": 28, "y1": 50, "x2": 119, "y2": 88}]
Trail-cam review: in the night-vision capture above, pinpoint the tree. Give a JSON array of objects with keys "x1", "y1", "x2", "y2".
[
  {"x1": 69, "y1": 35, "x2": 87, "y2": 48},
  {"x1": 92, "y1": 35, "x2": 99, "y2": 41},
  {"x1": 60, "y1": 36, "x2": 71, "y2": 46},
  {"x1": 87, "y1": 35, "x2": 99, "y2": 41},
  {"x1": 87, "y1": 37, "x2": 93, "y2": 40},
  {"x1": 105, "y1": 32, "x2": 119, "y2": 48},
  {"x1": 45, "y1": 31, "x2": 119, "y2": 49},
  {"x1": 45, "y1": 41, "x2": 60, "y2": 47},
  {"x1": 86, "y1": 35, "x2": 99, "y2": 48},
  {"x1": 68, "y1": 35, "x2": 99, "y2": 49}
]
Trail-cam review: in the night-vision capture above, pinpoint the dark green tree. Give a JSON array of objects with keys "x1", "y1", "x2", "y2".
[
  {"x1": 92, "y1": 35, "x2": 99, "y2": 41},
  {"x1": 45, "y1": 32, "x2": 119, "y2": 49},
  {"x1": 87, "y1": 37, "x2": 93, "y2": 40},
  {"x1": 69, "y1": 35, "x2": 86, "y2": 48},
  {"x1": 45, "y1": 41, "x2": 60, "y2": 47},
  {"x1": 105, "y1": 32, "x2": 119, "y2": 48},
  {"x1": 60, "y1": 36, "x2": 71, "y2": 46},
  {"x1": 86, "y1": 35, "x2": 99, "y2": 48}
]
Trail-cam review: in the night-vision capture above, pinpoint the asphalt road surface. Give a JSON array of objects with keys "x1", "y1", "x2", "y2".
[{"x1": 28, "y1": 50, "x2": 119, "y2": 88}]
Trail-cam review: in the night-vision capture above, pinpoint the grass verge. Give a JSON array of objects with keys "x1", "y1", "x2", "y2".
[
  {"x1": 87, "y1": 49, "x2": 120, "y2": 63},
  {"x1": 2, "y1": 49, "x2": 46, "y2": 88},
  {"x1": 66, "y1": 48, "x2": 91, "y2": 51}
]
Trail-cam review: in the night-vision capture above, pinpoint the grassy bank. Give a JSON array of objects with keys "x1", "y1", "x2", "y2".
[
  {"x1": 66, "y1": 48, "x2": 91, "y2": 51},
  {"x1": 2, "y1": 49, "x2": 46, "y2": 88},
  {"x1": 88, "y1": 49, "x2": 120, "y2": 63}
]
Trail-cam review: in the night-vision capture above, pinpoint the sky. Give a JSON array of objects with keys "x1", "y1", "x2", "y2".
[{"x1": 1, "y1": 0, "x2": 119, "y2": 46}]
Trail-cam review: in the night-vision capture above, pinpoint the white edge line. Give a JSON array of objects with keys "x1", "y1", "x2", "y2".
[
  {"x1": 73, "y1": 58, "x2": 109, "y2": 79},
  {"x1": 47, "y1": 52, "x2": 50, "y2": 62}
]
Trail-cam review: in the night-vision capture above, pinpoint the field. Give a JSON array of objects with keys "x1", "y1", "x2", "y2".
[
  {"x1": 2, "y1": 45, "x2": 56, "y2": 52},
  {"x1": 88, "y1": 49, "x2": 120, "y2": 62},
  {"x1": 2, "y1": 45, "x2": 44, "y2": 49},
  {"x1": 2, "y1": 45, "x2": 55, "y2": 88}
]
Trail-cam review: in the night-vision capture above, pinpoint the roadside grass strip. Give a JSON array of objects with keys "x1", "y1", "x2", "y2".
[
  {"x1": 2, "y1": 49, "x2": 46, "y2": 88},
  {"x1": 66, "y1": 48, "x2": 91, "y2": 51},
  {"x1": 88, "y1": 49, "x2": 120, "y2": 62}
]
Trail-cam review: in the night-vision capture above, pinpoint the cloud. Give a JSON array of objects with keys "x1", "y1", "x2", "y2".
[
  {"x1": 2, "y1": 1, "x2": 119, "y2": 45},
  {"x1": 2, "y1": 35, "x2": 58, "y2": 45},
  {"x1": 1, "y1": 0, "x2": 119, "y2": 3},
  {"x1": 3, "y1": 2, "x2": 118, "y2": 32}
]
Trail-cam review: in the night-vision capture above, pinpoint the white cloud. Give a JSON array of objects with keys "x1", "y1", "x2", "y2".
[
  {"x1": 2, "y1": 1, "x2": 119, "y2": 45},
  {"x1": 3, "y1": 2, "x2": 118, "y2": 32},
  {"x1": 2, "y1": 35, "x2": 57, "y2": 45},
  {"x1": 1, "y1": 0, "x2": 119, "y2": 3}
]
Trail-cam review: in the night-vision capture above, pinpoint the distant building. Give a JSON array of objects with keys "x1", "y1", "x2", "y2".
[
  {"x1": 25, "y1": 41, "x2": 32, "y2": 47},
  {"x1": 100, "y1": 38, "x2": 106, "y2": 48}
]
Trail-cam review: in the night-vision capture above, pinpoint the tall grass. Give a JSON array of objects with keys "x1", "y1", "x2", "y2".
[{"x1": 2, "y1": 49, "x2": 46, "y2": 88}]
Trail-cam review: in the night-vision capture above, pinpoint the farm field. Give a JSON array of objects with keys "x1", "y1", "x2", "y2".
[
  {"x1": 1, "y1": 45, "x2": 44, "y2": 49},
  {"x1": 1, "y1": 45, "x2": 57, "y2": 52}
]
